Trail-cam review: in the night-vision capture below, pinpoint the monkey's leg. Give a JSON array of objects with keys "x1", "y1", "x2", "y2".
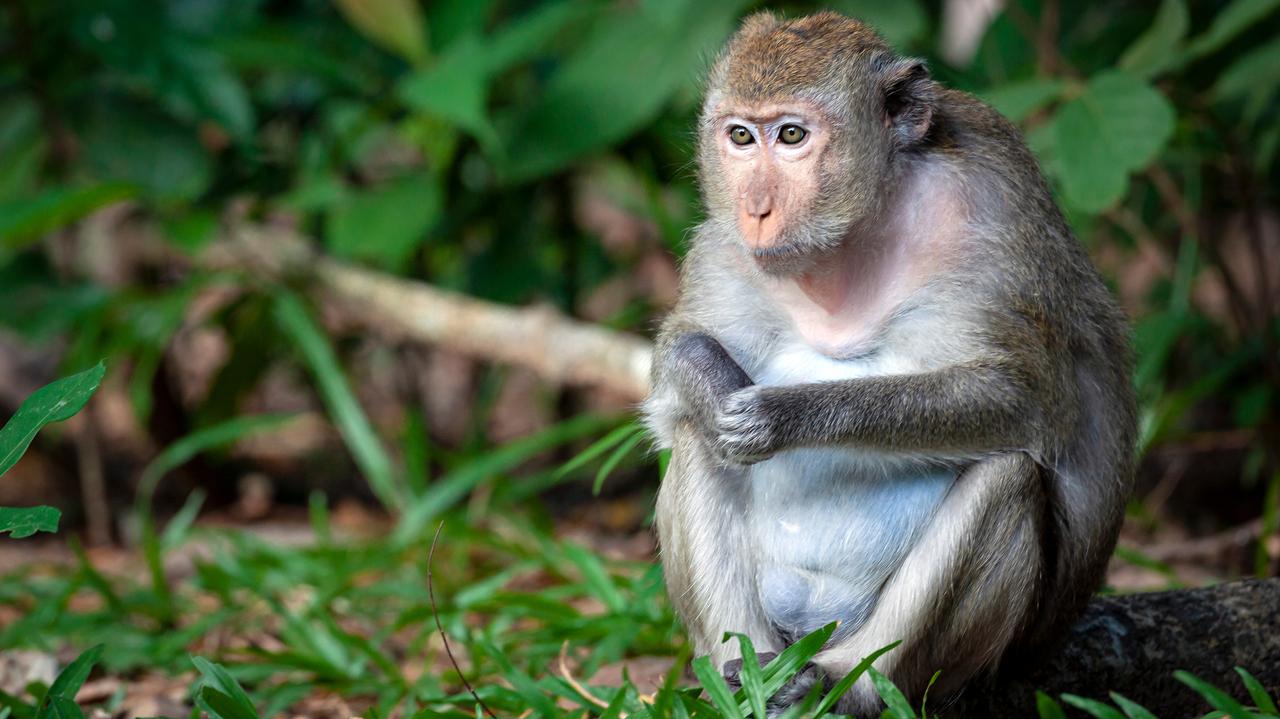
[
  {"x1": 657, "y1": 429, "x2": 782, "y2": 671},
  {"x1": 814, "y1": 453, "x2": 1047, "y2": 716}
]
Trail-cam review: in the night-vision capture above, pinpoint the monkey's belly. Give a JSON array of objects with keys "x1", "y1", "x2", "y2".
[{"x1": 747, "y1": 449, "x2": 955, "y2": 639}]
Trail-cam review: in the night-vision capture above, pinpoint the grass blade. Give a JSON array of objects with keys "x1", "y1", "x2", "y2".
[
  {"x1": 869, "y1": 667, "x2": 915, "y2": 719},
  {"x1": 728, "y1": 634, "x2": 767, "y2": 718},
  {"x1": 1235, "y1": 667, "x2": 1278, "y2": 714},
  {"x1": 1036, "y1": 691, "x2": 1069, "y2": 719},
  {"x1": 191, "y1": 657, "x2": 259, "y2": 719},
  {"x1": 1174, "y1": 671, "x2": 1253, "y2": 719},
  {"x1": 691, "y1": 656, "x2": 744, "y2": 719},
  {"x1": 759, "y1": 623, "x2": 836, "y2": 698},
  {"x1": 1110, "y1": 692, "x2": 1158, "y2": 719},
  {"x1": 1062, "y1": 694, "x2": 1127, "y2": 719},
  {"x1": 813, "y1": 641, "x2": 900, "y2": 715},
  {"x1": 273, "y1": 290, "x2": 402, "y2": 509}
]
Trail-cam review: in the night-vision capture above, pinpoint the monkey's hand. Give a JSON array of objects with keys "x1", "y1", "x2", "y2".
[{"x1": 715, "y1": 385, "x2": 787, "y2": 464}]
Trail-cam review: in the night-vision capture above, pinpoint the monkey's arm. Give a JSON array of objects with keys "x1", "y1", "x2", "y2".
[
  {"x1": 642, "y1": 330, "x2": 754, "y2": 450},
  {"x1": 715, "y1": 363, "x2": 1040, "y2": 462}
]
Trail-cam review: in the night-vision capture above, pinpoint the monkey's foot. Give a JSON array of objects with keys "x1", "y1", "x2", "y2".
[{"x1": 722, "y1": 654, "x2": 825, "y2": 715}]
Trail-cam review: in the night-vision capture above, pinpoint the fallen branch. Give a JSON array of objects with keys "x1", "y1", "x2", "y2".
[
  {"x1": 205, "y1": 224, "x2": 654, "y2": 401},
  {"x1": 957, "y1": 578, "x2": 1280, "y2": 716}
]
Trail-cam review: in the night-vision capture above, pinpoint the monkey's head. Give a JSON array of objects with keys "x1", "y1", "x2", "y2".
[{"x1": 699, "y1": 12, "x2": 935, "y2": 275}]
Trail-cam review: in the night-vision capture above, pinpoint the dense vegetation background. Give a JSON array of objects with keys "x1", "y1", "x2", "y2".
[{"x1": 0, "y1": 0, "x2": 1277, "y2": 716}]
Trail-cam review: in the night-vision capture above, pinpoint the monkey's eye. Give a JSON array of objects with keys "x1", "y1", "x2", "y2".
[
  {"x1": 729, "y1": 126, "x2": 755, "y2": 146},
  {"x1": 778, "y1": 124, "x2": 807, "y2": 144}
]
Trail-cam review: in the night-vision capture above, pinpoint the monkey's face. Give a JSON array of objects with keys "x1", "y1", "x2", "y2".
[{"x1": 707, "y1": 99, "x2": 872, "y2": 275}]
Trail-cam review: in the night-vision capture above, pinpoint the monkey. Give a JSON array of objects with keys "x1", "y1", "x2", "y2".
[{"x1": 641, "y1": 11, "x2": 1137, "y2": 716}]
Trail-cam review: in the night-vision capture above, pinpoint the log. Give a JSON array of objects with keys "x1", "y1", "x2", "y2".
[
  {"x1": 204, "y1": 224, "x2": 654, "y2": 401},
  {"x1": 956, "y1": 579, "x2": 1280, "y2": 716}
]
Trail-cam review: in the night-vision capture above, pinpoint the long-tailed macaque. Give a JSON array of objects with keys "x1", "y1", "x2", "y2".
[{"x1": 642, "y1": 11, "x2": 1136, "y2": 715}]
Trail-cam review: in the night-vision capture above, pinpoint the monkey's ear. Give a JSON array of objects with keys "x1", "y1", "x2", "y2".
[{"x1": 880, "y1": 58, "x2": 934, "y2": 146}]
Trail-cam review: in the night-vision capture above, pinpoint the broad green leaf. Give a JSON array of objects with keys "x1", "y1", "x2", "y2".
[
  {"x1": 1174, "y1": 671, "x2": 1253, "y2": 719},
  {"x1": 397, "y1": 37, "x2": 496, "y2": 147},
  {"x1": 80, "y1": 103, "x2": 212, "y2": 202},
  {"x1": 1183, "y1": 0, "x2": 1280, "y2": 63},
  {"x1": 191, "y1": 657, "x2": 259, "y2": 719},
  {"x1": 0, "y1": 506, "x2": 60, "y2": 539},
  {"x1": 1052, "y1": 72, "x2": 1175, "y2": 213},
  {"x1": 502, "y1": 0, "x2": 751, "y2": 182},
  {"x1": 869, "y1": 667, "x2": 915, "y2": 719},
  {"x1": 1235, "y1": 667, "x2": 1278, "y2": 714},
  {"x1": 0, "y1": 362, "x2": 105, "y2": 477},
  {"x1": 272, "y1": 292, "x2": 403, "y2": 509},
  {"x1": 829, "y1": 0, "x2": 927, "y2": 49},
  {"x1": 34, "y1": 644, "x2": 103, "y2": 719},
  {"x1": 34, "y1": 697, "x2": 81, "y2": 719},
  {"x1": 982, "y1": 79, "x2": 1067, "y2": 123},
  {"x1": 333, "y1": 0, "x2": 427, "y2": 65},
  {"x1": 326, "y1": 173, "x2": 441, "y2": 272},
  {"x1": 691, "y1": 656, "x2": 745, "y2": 719},
  {"x1": 1062, "y1": 694, "x2": 1126, "y2": 719},
  {"x1": 1118, "y1": 0, "x2": 1188, "y2": 79},
  {"x1": 0, "y1": 185, "x2": 134, "y2": 250}
]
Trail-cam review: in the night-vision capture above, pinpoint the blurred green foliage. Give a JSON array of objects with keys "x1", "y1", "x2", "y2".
[{"x1": 0, "y1": 0, "x2": 1278, "y2": 518}]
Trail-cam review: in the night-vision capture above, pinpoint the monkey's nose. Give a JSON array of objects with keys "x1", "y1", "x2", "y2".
[{"x1": 745, "y1": 194, "x2": 773, "y2": 219}]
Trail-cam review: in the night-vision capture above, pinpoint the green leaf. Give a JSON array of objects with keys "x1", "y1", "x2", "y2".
[
  {"x1": 0, "y1": 507, "x2": 60, "y2": 539},
  {"x1": 80, "y1": 102, "x2": 212, "y2": 202},
  {"x1": 272, "y1": 292, "x2": 403, "y2": 510},
  {"x1": 397, "y1": 37, "x2": 496, "y2": 148},
  {"x1": 1174, "y1": 671, "x2": 1253, "y2": 719},
  {"x1": 981, "y1": 79, "x2": 1067, "y2": 123},
  {"x1": 869, "y1": 667, "x2": 915, "y2": 719},
  {"x1": 1062, "y1": 694, "x2": 1126, "y2": 719},
  {"x1": 593, "y1": 429, "x2": 646, "y2": 495},
  {"x1": 562, "y1": 542, "x2": 625, "y2": 614},
  {"x1": 0, "y1": 185, "x2": 135, "y2": 250},
  {"x1": 552, "y1": 419, "x2": 641, "y2": 481},
  {"x1": 1118, "y1": 0, "x2": 1188, "y2": 79},
  {"x1": 1109, "y1": 692, "x2": 1158, "y2": 719},
  {"x1": 728, "y1": 634, "x2": 767, "y2": 718},
  {"x1": 1051, "y1": 72, "x2": 1175, "y2": 213},
  {"x1": 813, "y1": 642, "x2": 900, "y2": 715},
  {"x1": 1183, "y1": 0, "x2": 1280, "y2": 63},
  {"x1": 1036, "y1": 691, "x2": 1069, "y2": 719},
  {"x1": 1212, "y1": 37, "x2": 1280, "y2": 103},
  {"x1": 758, "y1": 623, "x2": 836, "y2": 697},
  {"x1": 326, "y1": 173, "x2": 441, "y2": 272},
  {"x1": 333, "y1": 0, "x2": 427, "y2": 65},
  {"x1": 34, "y1": 697, "x2": 81, "y2": 719},
  {"x1": 191, "y1": 657, "x2": 259, "y2": 719},
  {"x1": 0, "y1": 362, "x2": 105, "y2": 477},
  {"x1": 1235, "y1": 667, "x2": 1279, "y2": 714},
  {"x1": 34, "y1": 645, "x2": 103, "y2": 719},
  {"x1": 691, "y1": 656, "x2": 744, "y2": 719},
  {"x1": 502, "y1": 0, "x2": 752, "y2": 182},
  {"x1": 828, "y1": 0, "x2": 927, "y2": 49}
]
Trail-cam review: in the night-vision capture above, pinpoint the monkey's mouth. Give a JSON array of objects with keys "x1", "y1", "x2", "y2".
[{"x1": 750, "y1": 243, "x2": 814, "y2": 275}]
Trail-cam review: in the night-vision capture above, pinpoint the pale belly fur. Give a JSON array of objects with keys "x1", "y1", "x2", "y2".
[{"x1": 747, "y1": 341, "x2": 956, "y2": 640}]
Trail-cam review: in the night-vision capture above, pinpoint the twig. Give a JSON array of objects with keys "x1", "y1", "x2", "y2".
[
  {"x1": 558, "y1": 641, "x2": 612, "y2": 711},
  {"x1": 427, "y1": 521, "x2": 499, "y2": 719}
]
